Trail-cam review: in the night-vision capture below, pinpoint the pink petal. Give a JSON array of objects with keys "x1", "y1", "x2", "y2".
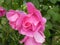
[
  {"x1": 24, "y1": 37, "x2": 42, "y2": 45},
  {"x1": 0, "y1": 7, "x2": 6, "y2": 17},
  {"x1": 6, "y1": 11, "x2": 19, "y2": 22},
  {"x1": 39, "y1": 31, "x2": 45, "y2": 38},
  {"x1": 26, "y1": 2, "x2": 36, "y2": 13},
  {"x1": 19, "y1": 29, "x2": 33, "y2": 37},
  {"x1": 19, "y1": 36, "x2": 28, "y2": 44},
  {"x1": 9, "y1": 22, "x2": 16, "y2": 30},
  {"x1": 34, "y1": 10, "x2": 42, "y2": 21},
  {"x1": 40, "y1": 25, "x2": 45, "y2": 32},
  {"x1": 16, "y1": 17, "x2": 22, "y2": 30},
  {"x1": 8, "y1": 14, "x2": 19, "y2": 21},
  {"x1": 27, "y1": 14, "x2": 39, "y2": 26},
  {"x1": 26, "y1": 2, "x2": 42, "y2": 21},
  {"x1": 16, "y1": 12, "x2": 27, "y2": 30},
  {"x1": 34, "y1": 32, "x2": 45, "y2": 43},
  {"x1": 42, "y1": 17, "x2": 47, "y2": 24}
]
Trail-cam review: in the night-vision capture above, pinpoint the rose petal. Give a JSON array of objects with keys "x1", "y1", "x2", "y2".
[
  {"x1": 8, "y1": 14, "x2": 19, "y2": 21},
  {"x1": 9, "y1": 22, "x2": 16, "y2": 30},
  {"x1": 34, "y1": 32, "x2": 45, "y2": 43},
  {"x1": 19, "y1": 36, "x2": 28, "y2": 44},
  {"x1": 19, "y1": 29, "x2": 33, "y2": 37},
  {"x1": 34, "y1": 10, "x2": 42, "y2": 21},
  {"x1": 27, "y1": 2, "x2": 42, "y2": 21},
  {"x1": 24, "y1": 37, "x2": 42, "y2": 45},
  {"x1": 26, "y1": 2, "x2": 36, "y2": 13},
  {"x1": 39, "y1": 31, "x2": 45, "y2": 38},
  {"x1": 42, "y1": 17, "x2": 47, "y2": 24}
]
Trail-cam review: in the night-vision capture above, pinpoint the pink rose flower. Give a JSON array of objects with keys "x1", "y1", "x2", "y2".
[
  {"x1": 18, "y1": 2, "x2": 46, "y2": 37},
  {"x1": 6, "y1": 10, "x2": 26, "y2": 30},
  {"x1": 18, "y1": 2, "x2": 46, "y2": 43},
  {"x1": 6, "y1": 2, "x2": 46, "y2": 44},
  {"x1": 20, "y1": 36, "x2": 42, "y2": 45},
  {"x1": 0, "y1": 6, "x2": 6, "y2": 17}
]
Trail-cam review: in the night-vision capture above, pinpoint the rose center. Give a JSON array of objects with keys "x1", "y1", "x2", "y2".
[{"x1": 25, "y1": 22, "x2": 32, "y2": 28}]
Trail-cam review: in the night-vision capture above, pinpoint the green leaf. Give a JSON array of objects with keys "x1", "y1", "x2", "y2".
[
  {"x1": 12, "y1": 2, "x2": 19, "y2": 9},
  {"x1": 46, "y1": 21, "x2": 53, "y2": 29},
  {"x1": 52, "y1": 6, "x2": 59, "y2": 12},
  {"x1": 47, "y1": 9, "x2": 54, "y2": 16},
  {"x1": 4, "y1": 0, "x2": 12, "y2": 9},
  {"x1": 44, "y1": 21, "x2": 52, "y2": 38},
  {"x1": 39, "y1": 0, "x2": 43, "y2": 2},
  {"x1": 44, "y1": 29, "x2": 51, "y2": 38},
  {"x1": 0, "y1": 33, "x2": 3, "y2": 38},
  {"x1": 1, "y1": 18, "x2": 7, "y2": 25},
  {"x1": 43, "y1": 5, "x2": 48, "y2": 11},
  {"x1": 0, "y1": 24, "x2": 2, "y2": 29},
  {"x1": 44, "y1": 14, "x2": 51, "y2": 20},
  {"x1": 52, "y1": 13, "x2": 60, "y2": 21},
  {"x1": 0, "y1": 0, "x2": 4, "y2": 5},
  {"x1": 50, "y1": 0, "x2": 57, "y2": 4},
  {"x1": 58, "y1": 0, "x2": 60, "y2": 1}
]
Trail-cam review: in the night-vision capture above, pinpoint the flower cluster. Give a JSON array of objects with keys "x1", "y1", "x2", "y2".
[{"x1": 6, "y1": 2, "x2": 46, "y2": 45}]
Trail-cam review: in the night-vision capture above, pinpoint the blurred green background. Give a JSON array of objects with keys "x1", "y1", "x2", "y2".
[{"x1": 0, "y1": 0, "x2": 60, "y2": 45}]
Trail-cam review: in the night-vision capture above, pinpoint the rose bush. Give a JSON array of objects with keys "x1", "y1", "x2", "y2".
[{"x1": 0, "y1": 0, "x2": 60, "y2": 45}]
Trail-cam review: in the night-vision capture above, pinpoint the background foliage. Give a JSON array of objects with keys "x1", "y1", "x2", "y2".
[{"x1": 0, "y1": 0, "x2": 60, "y2": 45}]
